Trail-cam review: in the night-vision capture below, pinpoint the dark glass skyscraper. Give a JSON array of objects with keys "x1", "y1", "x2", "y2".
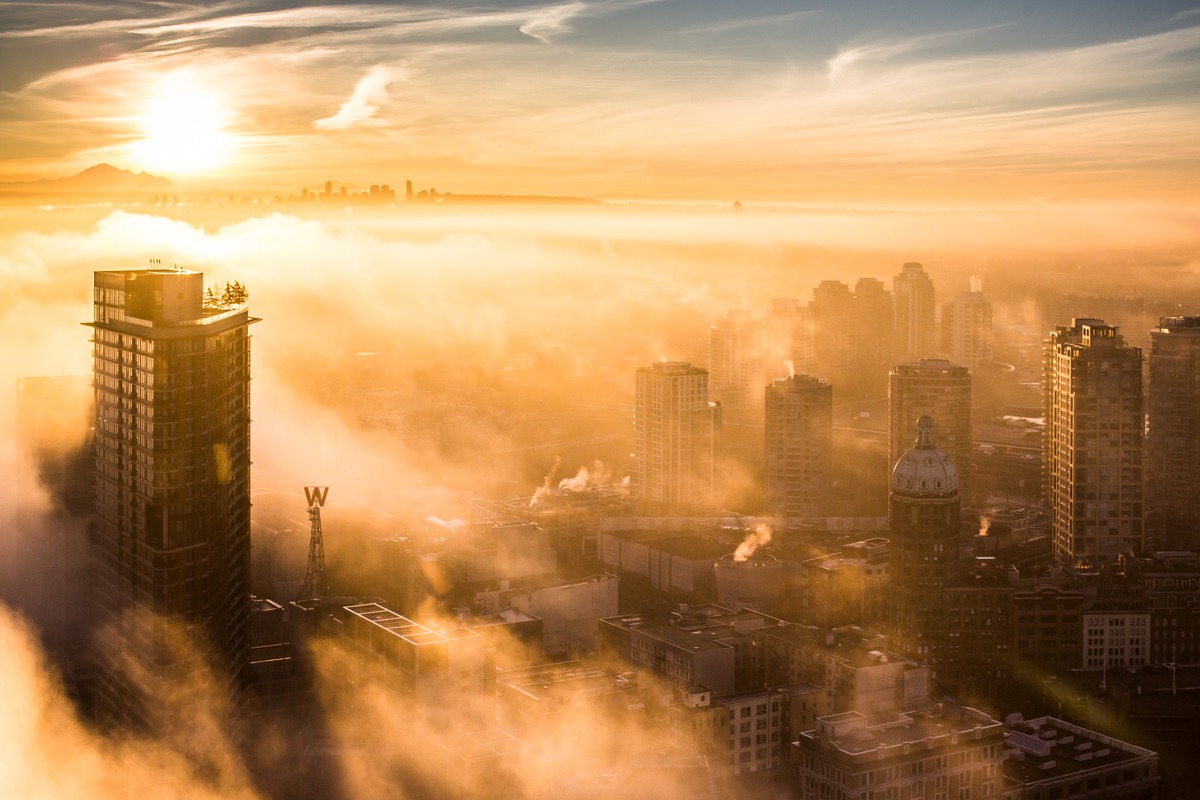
[{"x1": 88, "y1": 268, "x2": 255, "y2": 726}]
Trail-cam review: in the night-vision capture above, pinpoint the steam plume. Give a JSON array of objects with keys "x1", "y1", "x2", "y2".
[{"x1": 733, "y1": 524, "x2": 772, "y2": 562}]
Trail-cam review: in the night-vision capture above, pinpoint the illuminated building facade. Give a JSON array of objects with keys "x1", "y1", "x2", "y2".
[
  {"x1": 632, "y1": 361, "x2": 721, "y2": 515},
  {"x1": 88, "y1": 268, "x2": 255, "y2": 726},
  {"x1": 1043, "y1": 319, "x2": 1143, "y2": 569}
]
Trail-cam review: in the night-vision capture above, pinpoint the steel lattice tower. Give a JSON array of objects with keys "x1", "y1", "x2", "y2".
[{"x1": 297, "y1": 486, "x2": 329, "y2": 602}]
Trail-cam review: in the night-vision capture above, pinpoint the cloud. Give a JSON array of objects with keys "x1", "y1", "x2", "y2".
[
  {"x1": 0, "y1": 603, "x2": 260, "y2": 800},
  {"x1": 519, "y1": 1, "x2": 586, "y2": 44},
  {"x1": 315, "y1": 65, "x2": 398, "y2": 129}
]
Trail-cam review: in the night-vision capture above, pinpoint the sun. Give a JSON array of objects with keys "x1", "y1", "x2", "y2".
[{"x1": 132, "y1": 74, "x2": 234, "y2": 176}]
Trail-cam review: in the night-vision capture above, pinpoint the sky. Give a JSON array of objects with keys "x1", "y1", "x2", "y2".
[{"x1": 1, "y1": 0, "x2": 1199, "y2": 202}]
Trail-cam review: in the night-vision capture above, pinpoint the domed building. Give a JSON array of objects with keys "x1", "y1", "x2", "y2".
[
  {"x1": 889, "y1": 415, "x2": 961, "y2": 592},
  {"x1": 881, "y1": 416, "x2": 963, "y2": 680}
]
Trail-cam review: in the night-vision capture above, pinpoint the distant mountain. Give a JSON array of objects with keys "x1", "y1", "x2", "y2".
[{"x1": 0, "y1": 163, "x2": 176, "y2": 202}]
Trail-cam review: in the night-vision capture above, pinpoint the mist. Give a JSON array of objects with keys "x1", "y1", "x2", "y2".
[{"x1": 3, "y1": 198, "x2": 1200, "y2": 797}]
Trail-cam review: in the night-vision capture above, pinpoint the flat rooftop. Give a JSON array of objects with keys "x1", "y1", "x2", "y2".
[
  {"x1": 1002, "y1": 717, "x2": 1155, "y2": 786},
  {"x1": 344, "y1": 602, "x2": 480, "y2": 646}
]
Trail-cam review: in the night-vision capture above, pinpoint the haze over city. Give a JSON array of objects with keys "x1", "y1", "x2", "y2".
[{"x1": 2, "y1": 2, "x2": 1199, "y2": 799}]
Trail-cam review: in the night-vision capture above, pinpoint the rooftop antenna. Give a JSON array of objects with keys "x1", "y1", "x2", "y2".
[{"x1": 296, "y1": 486, "x2": 330, "y2": 602}]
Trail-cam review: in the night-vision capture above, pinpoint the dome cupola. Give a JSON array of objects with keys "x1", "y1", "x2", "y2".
[{"x1": 890, "y1": 415, "x2": 958, "y2": 496}]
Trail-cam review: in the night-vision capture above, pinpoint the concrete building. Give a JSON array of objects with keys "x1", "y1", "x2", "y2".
[
  {"x1": 808, "y1": 278, "x2": 893, "y2": 399},
  {"x1": 1083, "y1": 608, "x2": 1151, "y2": 670},
  {"x1": 1001, "y1": 716, "x2": 1160, "y2": 800},
  {"x1": 495, "y1": 662, "x2": 643, "y2": 743},
  {"x1": 854, "y1": 276, "x2": 895, "y2": 394},
  {"x1": 800, "y1": 537, "x2": 889, "y2": 628},
  {"x1": 473, "y1": 573, "x2": 620, "y2": 655},
  {"x1": 1146, "y1": 316, "x2": 1200, "y2": 552},
  {"x1": 708, "y1": 309, "x2": 766, "y2": 424},
  {"x1": 599, "y1": 530, "x2": 726, "y2": 599},
  {"x1": 753, "y1": 622, "x2": 930, "y2": 717},
  {"x1": 87, "y1": 268, "x2": 255, "y2": 728},
  {"x1": 763, "y1": 298, "x2": 810, "y2": 382},
  {"x1": 632, "y1": 361, "x2": 722, "y2": 515},
  {"x1": 764, "y1": 375, "x2": 833, "y2": 518},
  {"x1": 889, "y1": 358, "x2": 973, "y2": 503},
  {"x1": 794, "y1": 705, "x2": 1005, "y2": 800},
  {"x1": 1044, "y1": 319, "x2": 1144, "y2": 569},
  {"x1": 884, "y1": 416, "x2": 962, "y2": 680},
  {"x1": 943, "y1": 285, "x2": 994, "y2": 372},
  {"x1": 669, "y1": 682, "x2": 830, "y2": 775},
  {"x1": 598, "y1": 604, "x2": 772, "y2": 696},
  {"x1": 808, "y1": 280, "x2": 857, "y2": 391},
  {"x1": 340, "y1": 602, "x2": 488, "y2": 703},
  {"x1": 892, "y1": 262, "x2": 938, "y2": 363}
]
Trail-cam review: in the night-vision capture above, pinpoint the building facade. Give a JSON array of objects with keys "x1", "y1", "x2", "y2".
[
  {"x1": 763, "y1": 298, "x2": 811, "y2": 383},
  {"x1": 889, "y1": 359, "x2": 973, "y2": 503},
  {"x1": 794, "y1": 706, "x2": 1005, "y2": 800},
  {"x1": 764, "y1": 375, "x2": 833, "y2": 518},
  {"x1": 88, "y1": 268, "x2": 254, "y2": 727},
  {"x1": 1146, "y1": 316, "x2": 1200, "y2": 552},
  {"x1": 892, "y1": 262, "x2": 938, "y2": 363},
  {"x1": 1043, "y1": 319, "x2": 1144, "y2": 569},
  {"x1": 632, "y1": 361, "x2": 722, "y2": 515},
  {"x1": 708, "y1": 309, "x2": 766, "y2": 424},
  {"x1": 942, "y1": 286, "x2": 994, "y2": 372}
]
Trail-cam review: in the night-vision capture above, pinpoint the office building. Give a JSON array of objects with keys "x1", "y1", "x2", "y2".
[
  {"x1": 889, "y1": 359, "x2": 973, "y2": 503},
  {"x1": 88, "y1": 267, "x2": 255, "y2": 727},
  {"x1": 708, "y1": 309, "x2": 765, "y2": 424},
  {"x1": 1146, "y1": 316, "x2": 1200, "y2": 551},
  {"x1": 764, "y1": 375, "x2": 833, "y2": 518},
  {"x1": 892, "y1": 261, "x2": 937, "y2": 363},
  {"x1": 942, "y1": 283, "x2": 994, "y2": 371},
  {"x1": 631, "y1": 362, "x2": 721, "y2": 515},
  {"x1": 1044, "y1": 319, "x2": 1144, "y2": 569}
]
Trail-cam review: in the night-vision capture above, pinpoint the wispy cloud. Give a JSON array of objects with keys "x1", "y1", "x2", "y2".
[
  {"x1": 520, "y1": 1, "x2": 586, "y2": 44},
  {"x1": 315, "y1": 65, "x2": 399, "y2": 129}
]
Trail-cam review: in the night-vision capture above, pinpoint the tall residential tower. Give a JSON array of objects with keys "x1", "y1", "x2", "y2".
[
  {"x1": 632, "y1": 362, "x2": 721, "y2": 515},
  {"x1": 892, "y1": 262, "x2": 937, "y2": 363},
  {"x1": 1146, "y1": 316, "x2": 1200, "y2": 551},
  {"x1": 1043, "y1": 318, "x2": 1143, "y2": 569},
  {"x1": 764, "y1": 375, "x2": 833, "y2": 518},
  {"x1": 88, "y1": 268, "x2": 255, "y2": 726}
]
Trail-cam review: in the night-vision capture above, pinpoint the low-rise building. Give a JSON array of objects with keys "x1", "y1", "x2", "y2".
[
  {"x1": 1001, "y1": 716, "x2": 1159, "y2": 799},
  {"x1": 794, "y1": 705, "x2": 1005, "y2": 800}
]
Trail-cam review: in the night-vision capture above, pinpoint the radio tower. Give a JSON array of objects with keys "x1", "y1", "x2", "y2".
[{"x1": 297, "y1": 486, "x2": 330, "y2": 602}]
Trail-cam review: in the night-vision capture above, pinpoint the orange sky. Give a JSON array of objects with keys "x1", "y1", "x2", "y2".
[{"x1": 1, "y1": 1, "x2": 1199, "y2": 204}]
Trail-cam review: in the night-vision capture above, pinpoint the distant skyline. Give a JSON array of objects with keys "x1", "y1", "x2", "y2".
[{"x1": 1, "y1": 1, "x2": 1199, "y2": 203}]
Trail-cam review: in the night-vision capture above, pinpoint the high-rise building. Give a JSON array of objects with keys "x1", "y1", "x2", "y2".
[
  {"x1": 886, "y1": 416, "x2": 961, "y2": 662},
  {"x1": 708, "y1": 309, "x2": 765, "y2": 424},
  {"x1": 808, "y1": 279, "x2": 892, "y2": 398},
  {"x1": 889, "y1": 359, "x2": 972, "y2": 503},
  {"x1": 1043, "y1": 318, "x2": 1143, "y2": 569},
  {"x1": 1146, "y1": 316, "x2": 1200, "y2": 551},
  {"x1": 941, "y1": 282, "x2": 993, "y2": 371},
  {"x1": 892, "y1": 262, "x2": 937, "y2": 363},
  {"x1": 808, "y1": 280, "x2": 855, "y2": 388},
  {"x1": 632, "y1": 362, "x2": 721, "y2": 515},
  {"x1": 87, "y1": 268, "x2": 255, "y2": 727},
  {"x1": 764, "y1": 375, "x2": 832, "y2": 518},
  {"x1": 762, "y1": 298, "x2": 810, "y2": 382},
  {"x1": 853, "y1": 277, "x2": 894, "y2": 391}
]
